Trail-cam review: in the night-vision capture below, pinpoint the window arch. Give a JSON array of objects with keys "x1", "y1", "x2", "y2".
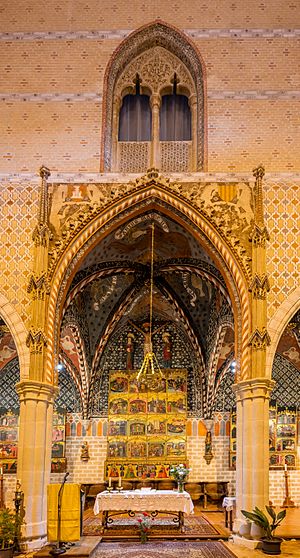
[{"x1": 101, "y1": 21, "x2": 206, "y2": 173}]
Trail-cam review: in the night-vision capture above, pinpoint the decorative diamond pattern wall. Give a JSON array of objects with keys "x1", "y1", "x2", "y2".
[{"x1": 0, "y1": 357, "x2": 20, "y2": 411}]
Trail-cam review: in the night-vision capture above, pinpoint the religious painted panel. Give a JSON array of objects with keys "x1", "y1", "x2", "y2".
[{"x1": 105, "y1": 368, "x2": 187, "y2": 479}]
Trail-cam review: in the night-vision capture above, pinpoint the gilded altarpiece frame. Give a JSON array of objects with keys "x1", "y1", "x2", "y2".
[{"x1": 105, "y1": 369, "x2": 188, "y2": 479}]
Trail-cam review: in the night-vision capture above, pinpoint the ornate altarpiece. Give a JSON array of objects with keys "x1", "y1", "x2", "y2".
[{"x1": 105, "y1": 369, "x2": 187, "y2": 480}]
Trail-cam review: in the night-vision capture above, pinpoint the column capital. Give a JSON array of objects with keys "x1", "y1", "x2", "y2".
[
  {"x1": 16, "y1": 380, "x2": 58, "y2": 404},
  {"x1": 150, "y1": 93, "x2": 161, "y2": 109},
  {"x1": 232, "y1": 377, "x2": 275, "y2": 402}
]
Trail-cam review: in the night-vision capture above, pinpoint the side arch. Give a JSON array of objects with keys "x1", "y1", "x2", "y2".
[
  {"x1": 266, "y1": 287, "x2": 300, "y2": 377},
  {"x1": 100, "y1": 19, "x2": 207, "y2": 172},
  {"x1": 46, "y1": 184, "x2": 251, "y2": 386},
  {"x1": 0, "y1": 293, "x2": 29, "y2": 380}
]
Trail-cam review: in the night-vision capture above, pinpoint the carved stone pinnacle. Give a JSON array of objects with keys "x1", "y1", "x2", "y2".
[
  {"x1": 39, "y1": 166, "x2": 51, "y2": 180},
  {"x1": 253, "y1": 165, "x2": 265, "y2": 180}
]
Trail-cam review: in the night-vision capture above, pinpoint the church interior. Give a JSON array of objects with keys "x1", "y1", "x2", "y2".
[{"x1": 0, "y1": 1, "x2": 299, "y2": 557}]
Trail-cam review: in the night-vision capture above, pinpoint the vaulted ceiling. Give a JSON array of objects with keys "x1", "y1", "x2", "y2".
[{"x1": 61, "y1": 211, "x2": 233, "y2": 382}]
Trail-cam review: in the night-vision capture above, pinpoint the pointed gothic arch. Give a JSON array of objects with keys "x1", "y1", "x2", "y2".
[
  {"x1": 45, "y1": 174, "x2": 251, "y2": 386},
  {"x1": 266, "y1": 286, "x2": 300, "y2": 378},
  {"x1": 0, "y1": 292, "x2": 30, "y2": 380},
  {"x1": 100, "y1": 20, "x2": 207, "y2": 172}
]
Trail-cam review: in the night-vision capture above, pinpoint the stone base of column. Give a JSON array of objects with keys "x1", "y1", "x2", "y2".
[
  {"x1": 22, "y1": 536, "x2": 47, "y2": 552},
  {"x1": 22, "y1": 520, "x2": 48, "y2": 551},
  {"x1": 232, "y1": 534, "x2": 262, "y2": 550}
]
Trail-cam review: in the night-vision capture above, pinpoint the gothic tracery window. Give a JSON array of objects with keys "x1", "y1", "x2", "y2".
[{"x1": 101, "y1": 22, "x2": 205, "y2": 173}]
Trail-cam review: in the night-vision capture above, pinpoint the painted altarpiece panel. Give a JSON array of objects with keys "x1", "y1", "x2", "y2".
[{"x1": 105, "y1": 369, "x2": 188, "y2": 479}]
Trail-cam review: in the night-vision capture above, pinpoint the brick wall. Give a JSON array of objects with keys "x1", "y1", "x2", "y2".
[{"x1": 0, "y1": 3, "x2": 299, "y2": 173}]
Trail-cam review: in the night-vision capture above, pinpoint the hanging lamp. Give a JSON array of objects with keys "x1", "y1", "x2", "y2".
[{"x1": 136, "y1": 223, "x2": 162, "y2": 382}]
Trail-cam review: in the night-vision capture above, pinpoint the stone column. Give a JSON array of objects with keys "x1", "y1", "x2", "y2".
[
  {"x1": 189, "y1": 93, "x2": 197, "y2": 171},
  {"x1": 232, "y1": 378, "x2": 274, "y2": 540},
  {"x1": 150, "y1": 94, "x2": 161, "y2": 168},
  {"x1": 16, "y1": 381, "x2": 57, "y2": 549},
  {"x1": 17, "y1": 167, "x2": 58, "y2": 550},
  {"x1": 111, "y1": 96, "x2": 121, "y2": 171}
]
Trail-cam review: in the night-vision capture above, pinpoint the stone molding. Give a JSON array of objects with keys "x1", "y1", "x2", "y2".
[{"x1": 0, "y1": 28, "x2": 299, "y2": 42}]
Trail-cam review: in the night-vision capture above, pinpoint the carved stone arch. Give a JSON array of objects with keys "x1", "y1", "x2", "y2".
[
  {"x1": 100, "y1": 20, "x2": 207, "y2": 172},
  {"x1": 46, "y1": 181, "x2": 250, "y2": 386},
  {"x1": 0, "y1": 292, "x2": 30, "y2": 380},
  {"x1": 266, "y1": 286, "x2": 300, "y2": 378}
]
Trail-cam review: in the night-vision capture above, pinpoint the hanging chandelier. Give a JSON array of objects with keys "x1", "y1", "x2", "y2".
[{"x1": 136, "y1": 223, "x2": 162, "y2": 382}]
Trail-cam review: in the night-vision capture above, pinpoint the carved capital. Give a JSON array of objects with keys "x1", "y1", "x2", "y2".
[
  {"x1": 249, "y1": 274, "x2": 270, "y2": 299},
  {"x1": 16, "y1": 380, "x2": 58, "y2": 404},
  {"x1": 150, "y1": 93, "x2": 161, "y2": 109},
  {"x1": 248, "y1": 327, "x2": 271, "y2": 350},
  {"x1": 26, "y1": 328, "x2": 48, "y2": 353},
  {"x1": 27, "y1": 273, "x2": 50, "y2": 299},
  {"x1": 232, "y1": 377, "x2": 275, "y2": 402},
  {"x1": 249, "y1": 224, "x2": 270, "y2": 246}
]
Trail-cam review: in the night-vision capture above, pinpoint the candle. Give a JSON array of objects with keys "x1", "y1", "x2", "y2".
[
  {"x1": 0, "y1": 466, "x2": 3, "y2": 476},
  {"x1": 108, "y1": 477, "x2": 112, "y2": 488},
  {"x1": 118, "y1": 476, "x2": 122, "y2": 487},
  {"x1": 284, "y1": 463, "x2": 287, "y2": 472}
]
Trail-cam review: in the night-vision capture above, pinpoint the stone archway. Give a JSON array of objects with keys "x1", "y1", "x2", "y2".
[
  {"x1": 20, "y1": 167, "x2": 272, "y2": 548},
  {"x1": 266, "y1": 286, "x2": 300, "y2": 377},
  {"x1": 45, "y1": 176, "x2": 251, "y2": 385},
  {"x1": 0, "y1": 292, "x2": 29, "y2": 380}
]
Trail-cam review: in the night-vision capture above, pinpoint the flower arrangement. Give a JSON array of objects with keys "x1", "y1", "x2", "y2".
[
  {"x1": 169, "y1": 463, "x2": 190, "y2": 492},
  {"x1": 136, "y1": 512, "x2": 153, "y2": 543}
]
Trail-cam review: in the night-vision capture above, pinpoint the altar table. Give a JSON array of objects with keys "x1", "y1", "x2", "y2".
[{"x1": 94, "y1": 489, "x2": 194, "y2": 532}]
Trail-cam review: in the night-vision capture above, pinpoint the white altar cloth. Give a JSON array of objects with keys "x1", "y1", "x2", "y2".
[{"x1": 94, "y1": 489, "x2": 194, "y2": 515}]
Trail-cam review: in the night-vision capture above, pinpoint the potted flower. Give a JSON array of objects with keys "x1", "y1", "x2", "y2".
[
  {"x1": 241, "y1": 506, "x2": 286, "y2": 555},
  {"x1": 136, "y1": 512, "x2": 153, "y2": 543},
  {"x1": 169, "y1": 464, "x2": 190, "y2": 493},
  {"x1": 0, "y1": 507, "x2": 23, "y2": 558}
]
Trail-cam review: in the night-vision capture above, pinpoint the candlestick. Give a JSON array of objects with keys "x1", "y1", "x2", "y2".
[
  {"x1": 108, "y1": 477, "x2": 112, "y2": 488},
  {"x1": 0, "y1": 466, "x2": 3, "y2": 476},
  {"x1": 118, "y1": 476, "x2": 121, "y2": 487},
  {"x1": 281, "y1": 466, "x2": 295, "y2": 508}
]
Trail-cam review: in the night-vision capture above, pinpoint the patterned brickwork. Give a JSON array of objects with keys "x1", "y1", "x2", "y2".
[
  {"x1": 0, "y1": 1, "x2": 299, "y2": 32},
  {"x1": 264, "y1": 178, "x2": 300, "y2": 320},
  {"x1": 0, "y1": 26, "x2": 299, "y2": 173},
  {"x1": 0, "y1": 102, "x2": 102, "y2": 173},
  {"x1": 0, "y1": 182, "x2": 38, "y2": 323}
]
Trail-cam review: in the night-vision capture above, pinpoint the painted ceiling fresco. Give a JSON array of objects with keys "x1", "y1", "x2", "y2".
[
  {"x1": 57, "y1": 211, "x2": 235, "y2": 416},
  {"x1": 56, "y1": 212, "x2": 300, "y2": 416}
]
